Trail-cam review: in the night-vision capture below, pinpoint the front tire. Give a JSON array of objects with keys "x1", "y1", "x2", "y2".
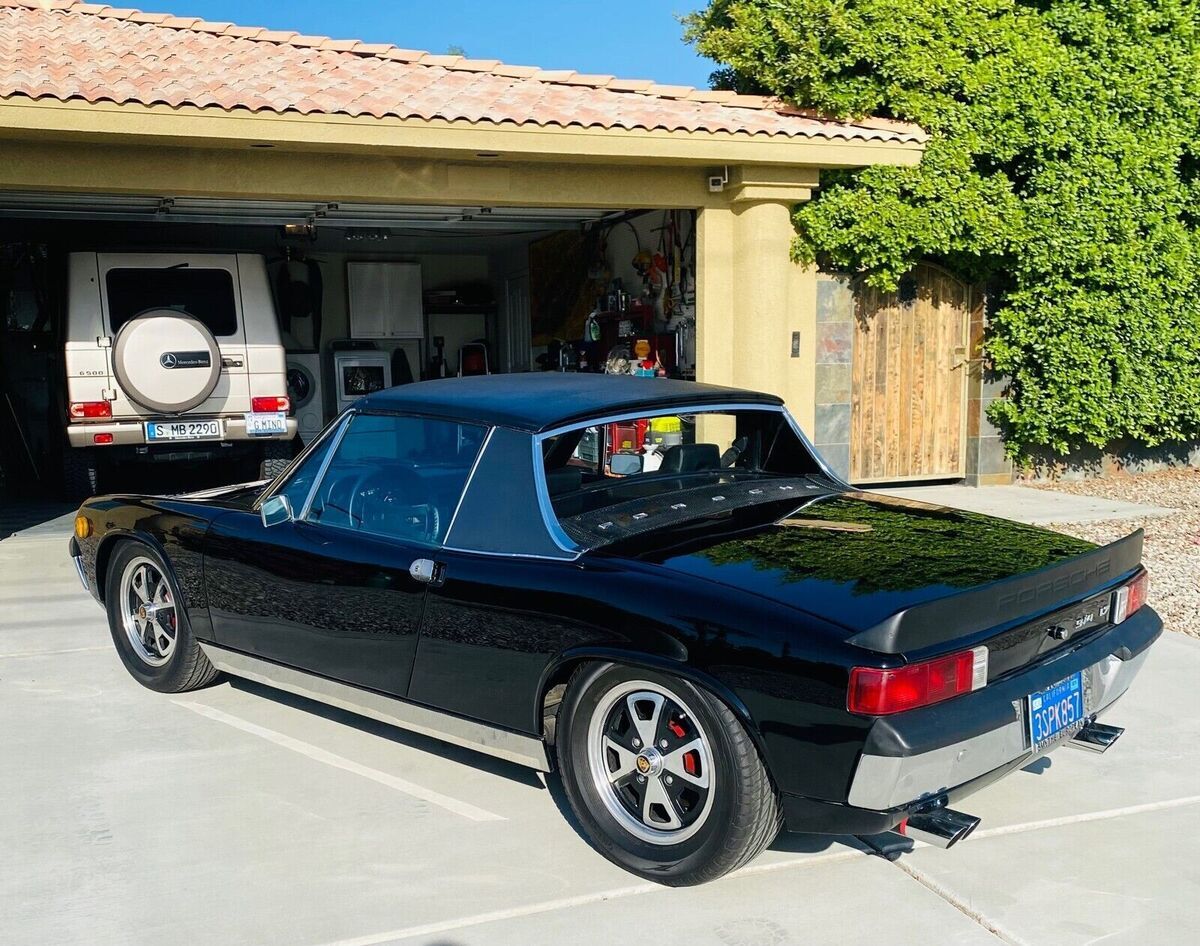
[
  {"x1": 104, "y1": 541, "x2": 219, "y2": 693},
  {"x1": 556, "y1": 663, "x2": 781, "y2": 886}
]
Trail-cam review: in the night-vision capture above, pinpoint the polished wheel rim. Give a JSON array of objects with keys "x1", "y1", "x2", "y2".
[
  {"x1": 120, "y1": 556, "x2": 178, "y2": 667},
  {"x1": 586, "y1": 679, "x2": 714, "y2": 845}
]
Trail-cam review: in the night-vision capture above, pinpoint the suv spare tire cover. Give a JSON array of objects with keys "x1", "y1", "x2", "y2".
[{"x1": 111, "y1": 308, "x2": 222, "y2": 414}]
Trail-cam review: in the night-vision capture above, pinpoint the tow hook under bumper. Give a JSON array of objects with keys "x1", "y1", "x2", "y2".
[{"x1": 1068, "y1": 719, "x2": 1124, "y2": 753}]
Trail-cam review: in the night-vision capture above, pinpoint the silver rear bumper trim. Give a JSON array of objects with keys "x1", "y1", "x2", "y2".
[{"x1": 847, "y1": 648, "x2": 1148, "y2": 810}]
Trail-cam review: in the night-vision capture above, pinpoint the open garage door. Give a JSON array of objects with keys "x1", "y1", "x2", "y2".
[{"x1": 0, "y1": 192, "x2": 697, "y2": 501}]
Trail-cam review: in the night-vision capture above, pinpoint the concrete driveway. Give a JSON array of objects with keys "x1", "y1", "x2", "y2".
[{"x1": 3, "y1": 517, "x2": 1198, "y2": 946}]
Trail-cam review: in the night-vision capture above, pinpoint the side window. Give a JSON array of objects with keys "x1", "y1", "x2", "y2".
[
  {"x1": 306, "y1": 413, "x2": 486, "y2": 544},
  {"x1": 273, "y1": 422, "x2": 339, "y2": 514}
]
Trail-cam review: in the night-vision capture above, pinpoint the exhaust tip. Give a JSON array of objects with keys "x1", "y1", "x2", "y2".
[
  {"x1": 1070, "y1": 720, "x2": 1124, "y2": 753},
  {"x1": 901, "y1": 807, "x2": 981, "y2": 849}
]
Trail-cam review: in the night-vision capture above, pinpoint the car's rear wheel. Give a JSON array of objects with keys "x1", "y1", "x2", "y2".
[
  {"x1": 104, "y1": 541, "x2": 219, "y2": 693},
  {"x1": 557, "y1": 662, "x2": 781, "y2": 886}
]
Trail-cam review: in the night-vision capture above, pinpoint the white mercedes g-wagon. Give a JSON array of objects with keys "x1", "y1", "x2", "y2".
[{"x1": 63, "y1": 253, "x2": 297, "y2": 498}]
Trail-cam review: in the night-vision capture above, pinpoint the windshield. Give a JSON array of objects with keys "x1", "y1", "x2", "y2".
[{"x1": 540, "y1": 408, "x2": 825, "y2": 549}]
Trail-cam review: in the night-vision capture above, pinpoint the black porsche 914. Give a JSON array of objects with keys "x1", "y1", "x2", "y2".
[{"x1": 69, "y1": 374, "x2": 1160, "y2": 885}]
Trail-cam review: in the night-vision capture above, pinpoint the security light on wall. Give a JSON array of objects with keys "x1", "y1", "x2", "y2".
[{"x1": 707, "y1": 166, "x2": 729, "y2": 193}]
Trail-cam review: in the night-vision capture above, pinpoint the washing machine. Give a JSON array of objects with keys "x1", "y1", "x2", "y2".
[{"x1": 285, "y1": 353, "x2": 326, "y2": 445}]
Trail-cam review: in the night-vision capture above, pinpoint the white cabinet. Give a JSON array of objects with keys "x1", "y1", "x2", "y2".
[{"x1": 347, "y1": 262, "x2": 423, "y2": 338}]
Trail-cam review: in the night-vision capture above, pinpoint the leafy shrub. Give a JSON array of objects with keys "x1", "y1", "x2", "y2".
[{"x1": 686, "y1": 1, "x2": 1200, "y2": 457}]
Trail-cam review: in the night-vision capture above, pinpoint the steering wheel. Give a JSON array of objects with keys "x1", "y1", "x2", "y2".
[{"x1": 349, "y1": 464, "x2": 440, "y2": 543}]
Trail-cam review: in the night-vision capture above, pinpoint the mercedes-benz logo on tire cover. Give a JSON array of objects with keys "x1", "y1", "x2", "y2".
[{"x1": 160, "y1": 352, "x2": 178, "y2": 369}]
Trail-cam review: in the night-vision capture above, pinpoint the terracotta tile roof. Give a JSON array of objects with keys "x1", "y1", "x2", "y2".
[{"x1": 0, "y1": 0, "x2": 928, "y2": 144}]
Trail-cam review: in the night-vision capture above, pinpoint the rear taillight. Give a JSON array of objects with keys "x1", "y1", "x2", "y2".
[
  {"x1": 1113, "y1": 570, "x2": 1149, "y2": 624},
  {"x1": 252, "y1": 396, "x2": 290, "y2": 413},
  {"x1": 848, "y1": 646, "x2": 989, "y2": 715},
  {"x1": 69, "y1": 401, "x2": 112, "y2": 419}
]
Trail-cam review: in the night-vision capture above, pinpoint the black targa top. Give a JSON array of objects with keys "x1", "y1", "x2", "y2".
[
  {"x1": 354, "y1": 374, "x2": 783, "y2": 432},
  {"x1": 356, "y1": 375, "x2": 786, "y2": 559}
]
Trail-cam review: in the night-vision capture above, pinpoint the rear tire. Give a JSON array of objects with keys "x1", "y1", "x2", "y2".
[
  {"x1": 556, "y1": 662, "x2": 781, "y2": 886},
  {"x1": 259, "y1": 437, "x2": 296, "y2": 480},
  {"x1": 104, "y1": 541, "x2": 220, "y2": 693},
  {"x1": 63, "y1": 448, "x2": 101, "y2": 501}
]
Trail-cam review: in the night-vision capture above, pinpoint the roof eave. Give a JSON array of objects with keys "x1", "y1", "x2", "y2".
[{"x1": 0, "y1": 96, "x2": 927, "y2": 169}]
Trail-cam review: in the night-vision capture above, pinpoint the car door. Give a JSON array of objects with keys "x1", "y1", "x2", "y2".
[{"x1": 203, "y1": 410, "x2": 487, "y2": 697}]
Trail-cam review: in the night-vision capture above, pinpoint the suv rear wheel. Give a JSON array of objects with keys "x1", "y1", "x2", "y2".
[
  {"x1": 259, "y1": 437, "x2": 296, "y2": 480},
  {"x1": 556, "y1": 662, "x2": 781, "y2": 886},
  {"x1": 63, "y1": 447, "x2": 101, "y2": 501}
]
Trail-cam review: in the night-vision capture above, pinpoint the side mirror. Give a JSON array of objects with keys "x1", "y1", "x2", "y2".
[
  {"x1": 609, "y1": 453, "x2": 643, "y2": 476},
  {"x1": 260, "y1": 494, "x2": 293, "y2": 528}
]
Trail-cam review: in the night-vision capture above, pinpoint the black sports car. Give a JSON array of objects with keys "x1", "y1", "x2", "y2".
[{"x1": 70, "y1": 374, "x2": 1160, "y2": 885}]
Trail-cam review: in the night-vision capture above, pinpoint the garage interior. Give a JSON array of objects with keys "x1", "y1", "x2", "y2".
[{"x1": 0, "y1": 194, "x2": 697, "y2": 499}]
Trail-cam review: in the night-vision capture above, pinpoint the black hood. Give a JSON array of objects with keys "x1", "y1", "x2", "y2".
[{"x1": 600, "y1": 491, "x2": 1097, "y2": 636}]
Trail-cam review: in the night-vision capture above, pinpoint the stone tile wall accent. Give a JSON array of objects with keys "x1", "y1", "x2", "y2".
[
  {"x1": 813, "y1": 274, "x2": 855, "y2": 479},
  {"x1": 964, "y1": 292, "x2": 1014, "y2": 486}
]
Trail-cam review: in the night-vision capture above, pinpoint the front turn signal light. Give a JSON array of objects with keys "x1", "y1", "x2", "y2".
[{"x1": 74, "y1": 515, "x2": 92, "y2": 539}]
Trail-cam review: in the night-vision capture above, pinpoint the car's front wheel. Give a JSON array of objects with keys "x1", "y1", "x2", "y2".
[
  {"x1": 104, "y1": 541, "x2": 220, "y2": 693},
  {"x1": 556, "y1": 662, "x2": 781, "y2": 886}
]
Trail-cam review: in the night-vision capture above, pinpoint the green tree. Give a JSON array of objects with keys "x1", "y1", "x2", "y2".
[{"x1": 686, "y1": 1, "x2": 1200, "y2": 458}]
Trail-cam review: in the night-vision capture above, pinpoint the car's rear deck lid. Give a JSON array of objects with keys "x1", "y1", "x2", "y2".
[{"x1": 847, "y1": 530, "x2": 1144, "y2": 655}]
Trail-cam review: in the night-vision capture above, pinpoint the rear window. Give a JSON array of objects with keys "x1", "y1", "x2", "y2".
[
  {"x1": 541, "y1": 408, "x2": 823, "y2": 548},
  {"x1": 105, "y1": 268, "x2": 238, "y2": 337}
]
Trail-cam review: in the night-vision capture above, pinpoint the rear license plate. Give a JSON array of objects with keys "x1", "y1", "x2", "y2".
[
  {"x1": 145, "y1": 419, "x2": 222, "y2": 442},
  {"x1": 1027, "y1": 671, "x2": 1085, "y2": 750},
  {"x1": 244, "y1": 412, "x2": 288, "y2": 436}
]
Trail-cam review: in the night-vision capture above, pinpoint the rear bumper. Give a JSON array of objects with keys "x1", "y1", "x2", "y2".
[
  {"x1": 847, "y1": 645, "x2": 1149, "y2": 810},
  {"x1": 67, "y1": 416, "x2": 297, "y2": 448},
  {"x1": 781, "y1": 606, "x2": 1162, "y2": 834}
]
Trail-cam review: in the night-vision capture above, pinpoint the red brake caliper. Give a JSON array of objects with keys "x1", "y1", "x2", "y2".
[{"x1": 668, "y1": 719, "x2": 698, "y2": 775}]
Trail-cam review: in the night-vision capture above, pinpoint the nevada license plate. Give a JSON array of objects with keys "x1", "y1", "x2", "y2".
[
  {"x1": 1027, "y1": 671, "x2": 1085, "y2": 750},
  {"x1": 244, "y1": 411, "x2": 288, "y2": 436},
  {"x1": 145, "y1": 419, "x2": 222, "y2": 442}
]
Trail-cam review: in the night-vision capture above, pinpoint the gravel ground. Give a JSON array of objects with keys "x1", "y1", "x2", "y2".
[{"x1": 1029, "y1": 470, "x2": 1200, "y2": 638}]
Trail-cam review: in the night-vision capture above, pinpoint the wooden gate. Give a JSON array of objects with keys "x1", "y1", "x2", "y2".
[{"x1": 850, "y1": 264, "x2": 970, "y2": 483}]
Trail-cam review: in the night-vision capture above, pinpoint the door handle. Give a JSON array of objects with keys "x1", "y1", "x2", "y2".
[{"x1": 409, "y1": 558, "x2": 445, "y2": 586}]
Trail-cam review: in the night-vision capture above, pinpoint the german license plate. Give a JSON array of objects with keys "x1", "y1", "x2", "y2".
[
  {"x1": 145, "y1": 419, "x2": 222, "y2": 442},
  {"x1": 1027, "y1": 671, "x2": 1085, "y2": 750},
  {"x1": 244, "y1": 412, "x2": 288, "y2": 436}
]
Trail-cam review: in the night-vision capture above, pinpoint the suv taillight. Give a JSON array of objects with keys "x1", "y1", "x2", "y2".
[
  {"x1": 1113, "y1": 570, "x2": 1149, "y2": 624},
  {"x1": 848, "y1": 647, "x2": 989, "y2": 715},
  {"x1": 252, "y1": 396, "x2": 290, "y2": 413},
  {"x1": 69, "y1": 401, "x2": 112, "y2": 419}
]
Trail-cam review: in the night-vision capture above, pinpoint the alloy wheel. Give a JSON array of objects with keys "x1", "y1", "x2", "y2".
[
  {"x1": 119, "y1": 556, "x2": 178, "y2": 667},
  {"x1": 586, "y1": 680, "x2": 715, "y2": 845}
]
